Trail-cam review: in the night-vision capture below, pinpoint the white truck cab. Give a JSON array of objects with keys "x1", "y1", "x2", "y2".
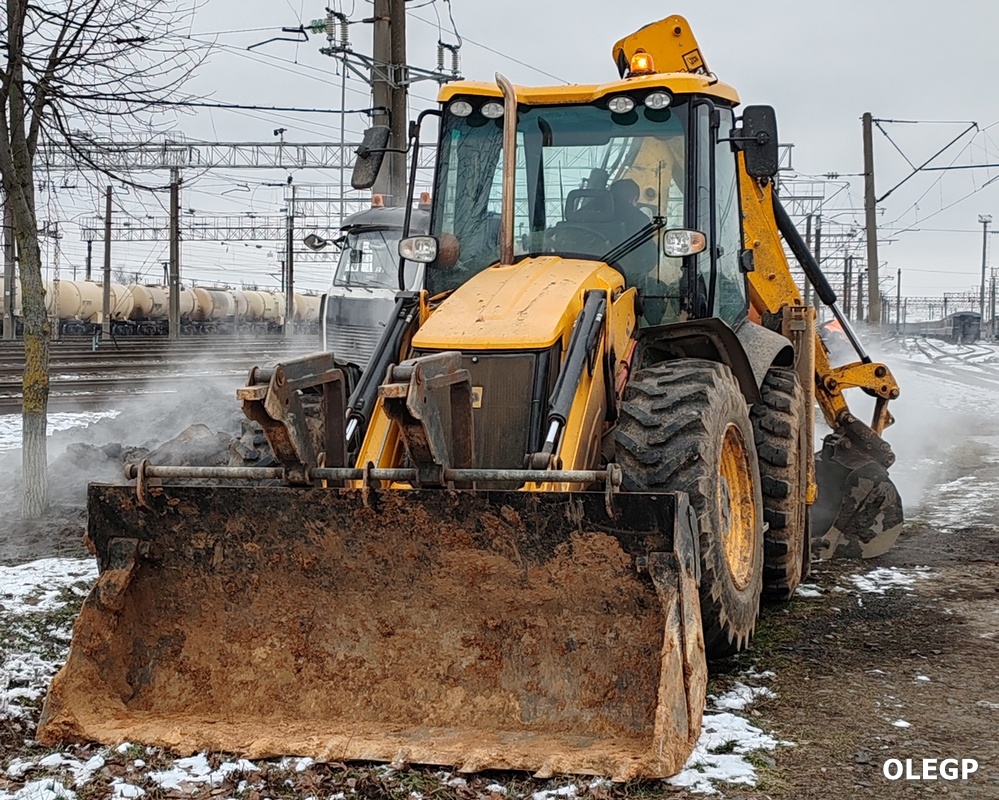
[{"x1": 321, "y1": 201, "x2": 430, "y2": 368}]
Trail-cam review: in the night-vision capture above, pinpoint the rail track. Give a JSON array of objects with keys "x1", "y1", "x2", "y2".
[
  {"x1": 911, "y1": 337, "x2": 999, "y2": 365},
  {"x1": 0, "y1": 337, "x2": 319, "y2": 414}
]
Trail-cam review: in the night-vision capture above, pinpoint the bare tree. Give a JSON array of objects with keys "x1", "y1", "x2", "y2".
[{"x1": 0, "y1": 0, "x2": 206, "y2": 517}]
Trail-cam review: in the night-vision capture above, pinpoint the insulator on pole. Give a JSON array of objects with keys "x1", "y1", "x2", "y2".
[
  {"x1": 339, "y1": 16, "x2": 350, "y2": 51},
  {"x1": 451, "y1": 46, "x2": 460, "y2": 78},
  {"x1": 436, "y1": 42, "x2": 445, "y2": 73}
]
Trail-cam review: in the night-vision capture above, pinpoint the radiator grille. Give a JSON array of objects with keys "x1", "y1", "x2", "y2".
[
  {"x1": 326, "y1": 322, "x2": 379, "y2": 369},
  {"x1": 461, "y1": 353, "x2": 537, "y2": 471}
]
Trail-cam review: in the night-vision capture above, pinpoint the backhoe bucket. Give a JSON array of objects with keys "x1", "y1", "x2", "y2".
[
  {"x1": 39, "y1": 485, "x2": 706, "y2": 781},
  {"x1": 811, "y1": 433, "x2": 904, "y2": 559}
]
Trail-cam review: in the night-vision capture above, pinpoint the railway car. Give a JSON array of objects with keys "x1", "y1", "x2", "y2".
[
  {"x1": 901, "y1": 311, "x2": 981, "y2": 344},
  {"x1": 3, "y1": 279, "x2": 322, "y2": 338}
]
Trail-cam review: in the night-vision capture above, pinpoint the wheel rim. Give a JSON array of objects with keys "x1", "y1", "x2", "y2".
[{"x1": 718, "y1": 423, "x2": 758, "y2": 590}]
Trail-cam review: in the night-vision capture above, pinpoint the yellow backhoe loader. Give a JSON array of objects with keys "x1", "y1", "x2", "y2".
[{"x1": 39, "y1": 15, "x2": 902, "y2": 781}]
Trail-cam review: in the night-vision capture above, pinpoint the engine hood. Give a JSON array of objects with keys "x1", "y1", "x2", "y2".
[{"x1": 414, "y1": 256, "x2": 626, "y2": 350}]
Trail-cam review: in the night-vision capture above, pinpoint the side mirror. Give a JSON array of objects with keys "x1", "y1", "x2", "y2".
[
  {"x1": 351, "y1": 126, "x2": 391, "y2": 190},
  {"x1": 303, "y1": 233, "x2": 328, "y2": 251},
  {"x1": 740, "y1": 105, "x2": 779, "y2": 179}
]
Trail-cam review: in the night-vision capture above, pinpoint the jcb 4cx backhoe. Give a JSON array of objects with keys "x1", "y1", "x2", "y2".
[{"x1": 40, "y1": 15, "x2": 902, "y2": 781}]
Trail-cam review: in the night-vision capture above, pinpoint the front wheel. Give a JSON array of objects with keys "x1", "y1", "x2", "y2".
[{"x1": 615, "y1": 359, "x2": 764, "y2": 657}]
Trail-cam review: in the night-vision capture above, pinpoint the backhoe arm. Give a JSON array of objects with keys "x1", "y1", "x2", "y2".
[
  {"x1": 739, "y1": 164, "x2": 899, "y2": 435},
  {"x1": 740, "y1": 162, "x2": 903, "y2": 559}
]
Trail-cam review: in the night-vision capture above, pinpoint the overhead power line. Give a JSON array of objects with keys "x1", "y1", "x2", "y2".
[{"x1": 70, "y1": 96, "x2": 378, "y2": 115}]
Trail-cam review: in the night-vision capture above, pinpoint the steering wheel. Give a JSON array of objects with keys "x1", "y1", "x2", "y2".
[{"x1": 545, "y1": 224, "x2": 615, "y2": 257}]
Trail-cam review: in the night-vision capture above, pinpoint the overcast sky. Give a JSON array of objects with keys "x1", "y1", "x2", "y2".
[{"x1": 39, "y1": 0, "x2": 999, "y2": 300}]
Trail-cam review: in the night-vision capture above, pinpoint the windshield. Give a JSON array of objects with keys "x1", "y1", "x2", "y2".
[
  {"x1": 332, "y1": 229, "x2": 410, "y2": 291},
  {"x1": 429, "y1": 98, "x2": 690, "y2": 321}
]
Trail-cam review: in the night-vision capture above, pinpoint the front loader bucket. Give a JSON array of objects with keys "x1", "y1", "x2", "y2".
[
  {"x1": 811, "y1": 434, "x2": 904, "y2": 559},
  {"x1": 39, "y1": 485, "x2": 706, "y2": 781}
]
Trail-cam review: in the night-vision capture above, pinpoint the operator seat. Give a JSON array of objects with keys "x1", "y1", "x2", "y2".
[{"x1": 546, "y1": 188, "x2": 627, "y2": 258}]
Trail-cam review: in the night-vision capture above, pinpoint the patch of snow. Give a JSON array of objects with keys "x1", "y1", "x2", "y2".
[
  {"x1": 915, "y1": 675, "x2": 931, "y2": 682},
  {"x1": 921, "y1": 474, "x2": 999, "y2": 529},
  {"x1": 484, "y1": 784, "x2": 508, "y2": 795},
  {"x1": 740, "y1": 667, "x2": 776, "y2": 681},
  {"x1": 148, "y1": 754, "x2": 255, "y2": 792},
  {"x1": 669, "y1": 712, "x2": 788, "y2": 795},
  {"x1": 531, "y1": 786, "x2": 577, "y2": 800},
  {"x1": 0, "y1": 779, "x2": 77, "y2": 800},
  {"x1": 892, "y1": 719, "x2": 912, "y2": 728},
  {"x1": 710, "y1": 682, "x2": 775, "y2": 712},
  {"x1": 795, "y1": 584, "x2": 822, "y2": 598},
  {"x1": 1, "y1": 559, "x2": 99, "y2": 724},
  {"x1": 0, "y1": 558, "x2": 97, "y2": 616},
  {"x1": 667, "y1": 682, "x2": 791, "y2": 794},
  {"x1": 0, "y1": 410, "x2": 121, "y2": 452},
  {"x1": 848, "y1": 567, "x2": 931, "y2": 595},
  {"x1": 109, "y1": 783, "x2": 145, "y2": 800}
]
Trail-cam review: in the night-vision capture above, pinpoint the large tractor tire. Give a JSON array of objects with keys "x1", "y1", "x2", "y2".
[
  {"x1": 615, "y1": 359, "x2": 764, "y2": 658},
  {"x1": 751, "y1": 368, "x2": 809, "y2": 599}
]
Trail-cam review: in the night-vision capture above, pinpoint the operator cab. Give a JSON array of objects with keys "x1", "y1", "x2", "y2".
[{"x1": 390, "y1": 55, "x2": 778, "y2": 332}]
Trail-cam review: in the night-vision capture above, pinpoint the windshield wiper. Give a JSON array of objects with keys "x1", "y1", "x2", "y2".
[{"x1": 600, "y1": 216, "x2": 666, "y2": 267}]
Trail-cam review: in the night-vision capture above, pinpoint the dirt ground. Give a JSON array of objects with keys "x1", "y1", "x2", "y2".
[
  {"x1": 3, "y1": 502, "x2": 996, "y2": 799},
  {"x1": 2, "y1": 342, "x2": 998, "y2": 798},
  {"x1": 718, "y1": 523, "x2": 999, "y2": 799}
]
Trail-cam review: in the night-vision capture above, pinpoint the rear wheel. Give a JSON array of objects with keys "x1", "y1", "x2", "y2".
[
  {"x1": 751, "y1": 368, "x2": 808, "y2": 599},
  {"x1": 615, "y1": 359, "x2": 764, "y2": 657}
]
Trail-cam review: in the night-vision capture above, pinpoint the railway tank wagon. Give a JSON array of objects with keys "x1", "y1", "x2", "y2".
[{"x1": 3, "y1": 279, "x2": 322, "y2": 337}]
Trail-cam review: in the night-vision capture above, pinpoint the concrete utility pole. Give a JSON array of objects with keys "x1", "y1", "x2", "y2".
[
  {"x1": 896, "y1": 268, "x2": 902, "y2": 334},
  {"x1": 862, "y1": 112, "x2": 882, "y2": 326},
  {"x1": 979, "y1": 214, "x2": 991, "y2": 323},
  {"x1": 804, "y1": 214, "x2": 813, "y2": 305},
  {"x1": 3, "y1": 203, "x2": 14, "y2": 340},
  {"x1": 85, "y1": 240, "x2": 92, "y2": 281},
  {"x1": 857, "y1": 270, "x2": 865, "y2": 323},
  {"x1": 814, "y1": 216, "x2": 822, "y2": 306},
  {"x1": 101, "y1": 186, "x2": 112, "y2": 336},
  {"x1": 285, "y1": 184, "x2": 296, "y2": 333},
  {"x1": 991, "y1": 270, "x2": 997, "y2": 340},
  {"x1": 844, "y1": 255, "x2": 853, "y2": 320},
  {"x1": 371, "y1": 0, "x2": 409, "y2": 206},
  {"x1": 168, "y1": 168, "x2": 181, "y2": 339}
]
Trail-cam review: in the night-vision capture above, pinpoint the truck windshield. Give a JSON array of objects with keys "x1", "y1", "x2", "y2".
[
  {"x1": 332, "y1": 229, "x2": 404, "y2": 291},
  {"x1": 428, "y1": 98, "x2": 690, "y2": 319}
]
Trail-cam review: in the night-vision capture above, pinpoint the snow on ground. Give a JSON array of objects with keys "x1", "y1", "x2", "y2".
[
  {"x1": 0, "y1": 557, "x2": 794, "y2": 798},
  {"x1": 0, "y1": 411, "x2": 121, "y2": 453},
  {"x1": 0, "y1": 560, "x2": 97, "y2": 616},
  {"x1": 847, "y1": 566, "x2": 932, "y2": 595},
  {"x1": 667, "y1": 677, "x2": 789, "y2": 795},
  {"x1": 1, "y1": 559, "x2": 97, "y2": 723},
  {"x1": 919, "y1": 473, "x2": 999, "y2": 530}
]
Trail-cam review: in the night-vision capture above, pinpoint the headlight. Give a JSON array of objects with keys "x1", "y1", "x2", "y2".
[
  {"x1": 643, "y1": 92, "x2": 672, "y2": 110},
  {"x1": 663, "y1": 229, "x2": 707, "y2": 258},
  {"x1": 449, "y1": 100, "x2": 473, "y2": 118},
  {"x1": 607, "y1": 95, "x2": 636, "y2": 114},
  {"x1": 398, "y1": 236, "x2": 439, "y2": 263},
  {"x1": 481, "y1": 101, "x2": 504, "y2": 119}
]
